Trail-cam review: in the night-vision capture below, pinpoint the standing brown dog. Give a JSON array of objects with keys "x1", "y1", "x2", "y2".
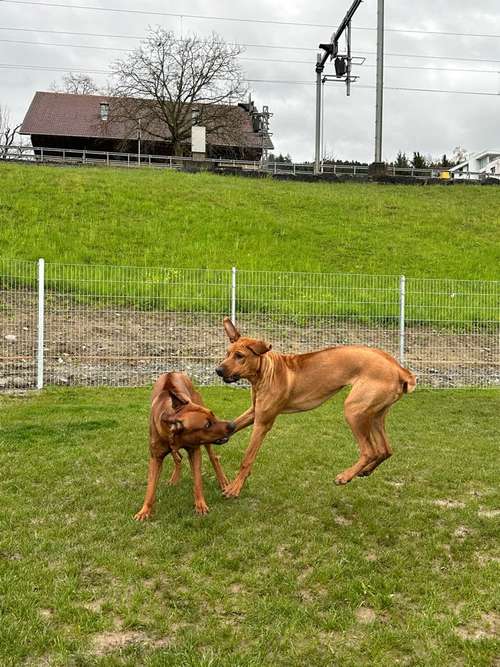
[
  {"x1": 134, "y1": 372, "x2": 235, "y2": 518},
  {"x1": 216, "y1": 318, "x2": 416, "y2": 498}
]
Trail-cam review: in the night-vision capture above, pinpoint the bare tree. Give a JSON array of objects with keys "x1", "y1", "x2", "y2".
[
  {"x1": 50, "y1": 72, "x2": 100, "y2": 95},
  {"x1": 109, "y1": 28, "x2": 248, "y2": 156},
  {"x1": 452, "y1": 146, "x2": 468, "y2": 165},
  {"x1": 0, "y1": 105, "x2": 21, "y2": 157}
]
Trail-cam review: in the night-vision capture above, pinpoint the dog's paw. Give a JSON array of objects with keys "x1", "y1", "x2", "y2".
[
  {"x1": 195, "y1": 500, "x2": 209, "y2": 515},
  {"x1": 334, "y1": 473, "x2": 351, "y2": 486},
  {"x1": 218, "y1": 474, "x2": 230, "y2": 489},
  {"x1": 133, "y1": 507, "x2": 152, "y2": 521},
  {"x1": 222, "y1": 481, "x2": 242, "y2": 498}
]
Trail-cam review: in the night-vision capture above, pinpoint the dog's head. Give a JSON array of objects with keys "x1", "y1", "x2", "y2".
[
  {"x1": 215, "y1": 317, "x2": 272, "y2": 384},
  {"x1": 162, "y1": 395, "x2": 235, "y2": 446}
]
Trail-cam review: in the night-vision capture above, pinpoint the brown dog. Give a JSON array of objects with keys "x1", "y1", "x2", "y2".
[
  {"x1": 216, "y1": 318, "x2": 416, "y2": 498},
  {"x1": 134, "y1": 372, "x2": 235, "y2": 518}
]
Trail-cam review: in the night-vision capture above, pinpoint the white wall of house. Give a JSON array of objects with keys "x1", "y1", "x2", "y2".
[{"x1": 450, "y1": 150, "x2": 500, "y2": 180}]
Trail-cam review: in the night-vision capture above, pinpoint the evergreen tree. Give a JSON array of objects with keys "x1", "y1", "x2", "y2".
[
  {"x1": 411, "y1": 152, "x2": 427, "y2": 169},
  {"x1": 395, "y1": 151, "x2": 409, "y2": 168}
]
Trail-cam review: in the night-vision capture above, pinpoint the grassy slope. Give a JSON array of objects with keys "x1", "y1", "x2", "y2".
[
  {"x1": 0, "y1": 386, "x2": 498, "y2": 666},
  {"x1": 1, "y1": 162, "x2": 499, "y2": 279}
]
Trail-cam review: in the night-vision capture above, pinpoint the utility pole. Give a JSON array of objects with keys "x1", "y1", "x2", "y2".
[
  {"x1": 137, "y1": 118, "x2": 141, "y2": 167},
  {"x1": 314, "y1": 0, "x2": 363, "y2": 174},
  {"x1": 315, "y1": 53, "x2": 323, "y2": 174},
  {"x1": 374, "y1": 0, "x2": 384, "y2": 164}
]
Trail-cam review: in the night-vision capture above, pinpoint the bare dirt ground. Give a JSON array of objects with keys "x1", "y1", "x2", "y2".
[{"x1": 1, "y1": 291, "x2": 498, "y2": 389}]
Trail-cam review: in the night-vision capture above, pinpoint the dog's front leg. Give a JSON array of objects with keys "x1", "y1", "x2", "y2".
[
  {"x1": 188, "y1": 447, "x2": 209, "y2": 515},
  {"x1": 223, "y1": 418, "x2": 274, "y2": 498},
  {"x1": 233, "y1": 406, "x2": 255, "y2": 433},
  {"x1": 134, "y1": 455, "x2": 165, "y2": 520}
]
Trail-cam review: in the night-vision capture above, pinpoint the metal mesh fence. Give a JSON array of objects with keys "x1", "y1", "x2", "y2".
[
  {"x1": 0, "y1": 259, "x2": 498, "y2": 390},
  {"x1": 0, "y1": 259, "x2": 38, "y2": 389}
]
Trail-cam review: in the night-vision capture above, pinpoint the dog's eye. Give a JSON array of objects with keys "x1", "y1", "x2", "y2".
[
  {"x1": 205, "y1": 421, "x2": 211, "y2": 429},
  {"x1": 235, "y1": 352, "x2": 244, "y2": 360}
]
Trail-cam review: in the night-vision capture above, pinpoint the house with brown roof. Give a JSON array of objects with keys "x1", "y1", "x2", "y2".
[{"x1": 20, "y1": 91, "x2": 273, "y2": 160}]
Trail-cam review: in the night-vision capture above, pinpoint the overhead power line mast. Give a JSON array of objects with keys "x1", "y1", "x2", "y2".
[
  {"x1": 374, "y1": 0, "x2": 384, "y2": 164},
  {"x1": 314, "y1": 0, "x2": 364, "y2": 174}
]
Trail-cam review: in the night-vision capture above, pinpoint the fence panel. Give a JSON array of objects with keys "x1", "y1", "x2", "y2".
[
  {"x1": 405, "y1": 277, "x2": 500, "y2": 387},
  {"x1": 0, "y1": 261, "x2": 498, "y2": 390},
  {"x1": 40, "y1": 264, "x2": 232, "y2": 387},
  {"x1": 0, "y1": 259, "x2": 38, "y2": 389},
  {"x1": 234, "y1": 270, "x2": 402, "y2": 362}
]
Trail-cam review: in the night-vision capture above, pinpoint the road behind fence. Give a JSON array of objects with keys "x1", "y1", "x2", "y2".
[{"x1": 1, "y1": 259, "x2": 498, "y2": 390}]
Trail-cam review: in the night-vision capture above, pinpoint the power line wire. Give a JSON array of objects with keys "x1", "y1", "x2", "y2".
[
  {"x1": 1, "y1": 26, "x2": 500, "y2": 65},
  {"x1": 1, "y1": 37, "x2": 498, "y2": 75},
  {"x1": 1, "y1": 62, "x2": 498, "y2": 96},
  {"x1": 1, "y1": 0, "x2": 500, "y2": 39}
]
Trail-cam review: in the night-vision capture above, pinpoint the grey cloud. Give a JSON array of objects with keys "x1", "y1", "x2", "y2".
[{"x1": 1, "y1": 0, "x2": 499, "y2": 162}]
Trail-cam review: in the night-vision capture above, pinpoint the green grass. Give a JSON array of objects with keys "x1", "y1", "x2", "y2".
[
  {"x1": 1, "y1": 162, "x2": 499, "y2": 278},
  {"x1": 0, "y1": 386, "x2": 498, "y2": 666}
]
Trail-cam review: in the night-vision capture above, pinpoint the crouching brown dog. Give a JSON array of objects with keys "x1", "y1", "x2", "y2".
[
  {"x1": 134, "y1": 372, "x2": 235, "y2": 518},
  {"x1": 216, "y1": 318, "x2": 416, "y2": 498}
]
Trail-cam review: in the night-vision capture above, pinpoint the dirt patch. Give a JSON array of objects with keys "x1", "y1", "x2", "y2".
[
  {"x1": 365, "y1": 552, "x2": 378, "y2": 562},
  {"x1": 91, "y1": 630, "x2": 171, "y2": 655},
  {"x1": 386, "y1": 479, "x2": 405, "y2": 488},
  {"x1": 478, "y1": 508, "x2": 500, "y2": 518},
  {"x1": 299, "y1": 589, "x2": 315, "y2": 603},
  {"x1": 475, "y1": 552, "x2": 500, "y2": 567},
  {"x1": 1, "y1": 290, "x2": 498, "y2": 389},
  {"x1": 433, "y1": 499, "x2": 466, "y2": 509},
  {"x1": 455, "y1": 611, "x2": 499, "y2": 641},
  {"x1": 82, "y1": 599, "x2": 104, "y2": 613},
  {"x1": 355, "y1": 607, "x2": 378, "y2": 624},
  {"x1": 229, "y1": 583, "x2": 245, "y2": 594},
  {"x1": 454, "y1": 525, "x2": 473, "y2": 539}
]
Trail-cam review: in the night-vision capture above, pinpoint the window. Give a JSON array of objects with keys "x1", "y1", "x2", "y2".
[{"x1": 100, "y1": 103, "x2": 109, "y2": 121}]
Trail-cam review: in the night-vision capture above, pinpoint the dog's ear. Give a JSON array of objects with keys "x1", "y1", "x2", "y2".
[
  {"x1": 169, "y1": 389, "x2": 190, "y2": 411},
  {"x1": 166, "y1": 375, "x2": 192, "y2": 410},
  {"x1": 246, "y1": 340, "x2": 272, "y2": 356},
  {"x1": 223, "y1": 317, "x2": 241, "y2": 342}
]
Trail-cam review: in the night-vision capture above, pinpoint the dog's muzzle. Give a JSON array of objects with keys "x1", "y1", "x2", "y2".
[
  {"x1": 213, "y1": 422, "x2": 236, "y2": 444},
  {"x1": 215, "y1": 367, "x2": 240, "y2": 384}
]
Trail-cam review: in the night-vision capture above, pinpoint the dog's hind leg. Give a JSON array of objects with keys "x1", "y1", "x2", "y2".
[
  {"x1": 335, "y1": 386, "x2": 379, "y2": 486},
  {"x1": 357, "y1": 408, "x2": 392, "y2": 477},
  {"x1": 168, "y1": 450, "x2": 183, "y2": 486},
  {"x1": 205, "y1": 444, "x2": 229, "y2": 489}
]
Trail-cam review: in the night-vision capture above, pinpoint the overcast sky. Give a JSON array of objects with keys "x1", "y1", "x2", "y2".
[{"x1": 1, "y1": 0, "x2": 499, "y2": 162}]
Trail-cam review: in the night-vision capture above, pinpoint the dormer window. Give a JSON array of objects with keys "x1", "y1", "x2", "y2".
[{"x1": 100, "y1": 103, "x2": 109, "y2": 121}]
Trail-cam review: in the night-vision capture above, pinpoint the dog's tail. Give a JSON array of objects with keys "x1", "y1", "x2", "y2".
[{"x1": 400, "y1": 367, "x2": 417, "y2": 394}]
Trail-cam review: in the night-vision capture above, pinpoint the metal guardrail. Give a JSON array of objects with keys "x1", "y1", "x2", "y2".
[{"x1": 0, "y1": 144, "x2": 497, "y2": 181}]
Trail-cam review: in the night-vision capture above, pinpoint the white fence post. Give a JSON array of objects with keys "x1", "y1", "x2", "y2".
[
  {"x1": 37, "y1": 258, "x2": 45, "y2": 389},
  {"x1": 231, "y1": 266, "x2": 237, "y2": 324},
  {"x1": 399, "y1": 274, "x2": 406, "y2": 365}
]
